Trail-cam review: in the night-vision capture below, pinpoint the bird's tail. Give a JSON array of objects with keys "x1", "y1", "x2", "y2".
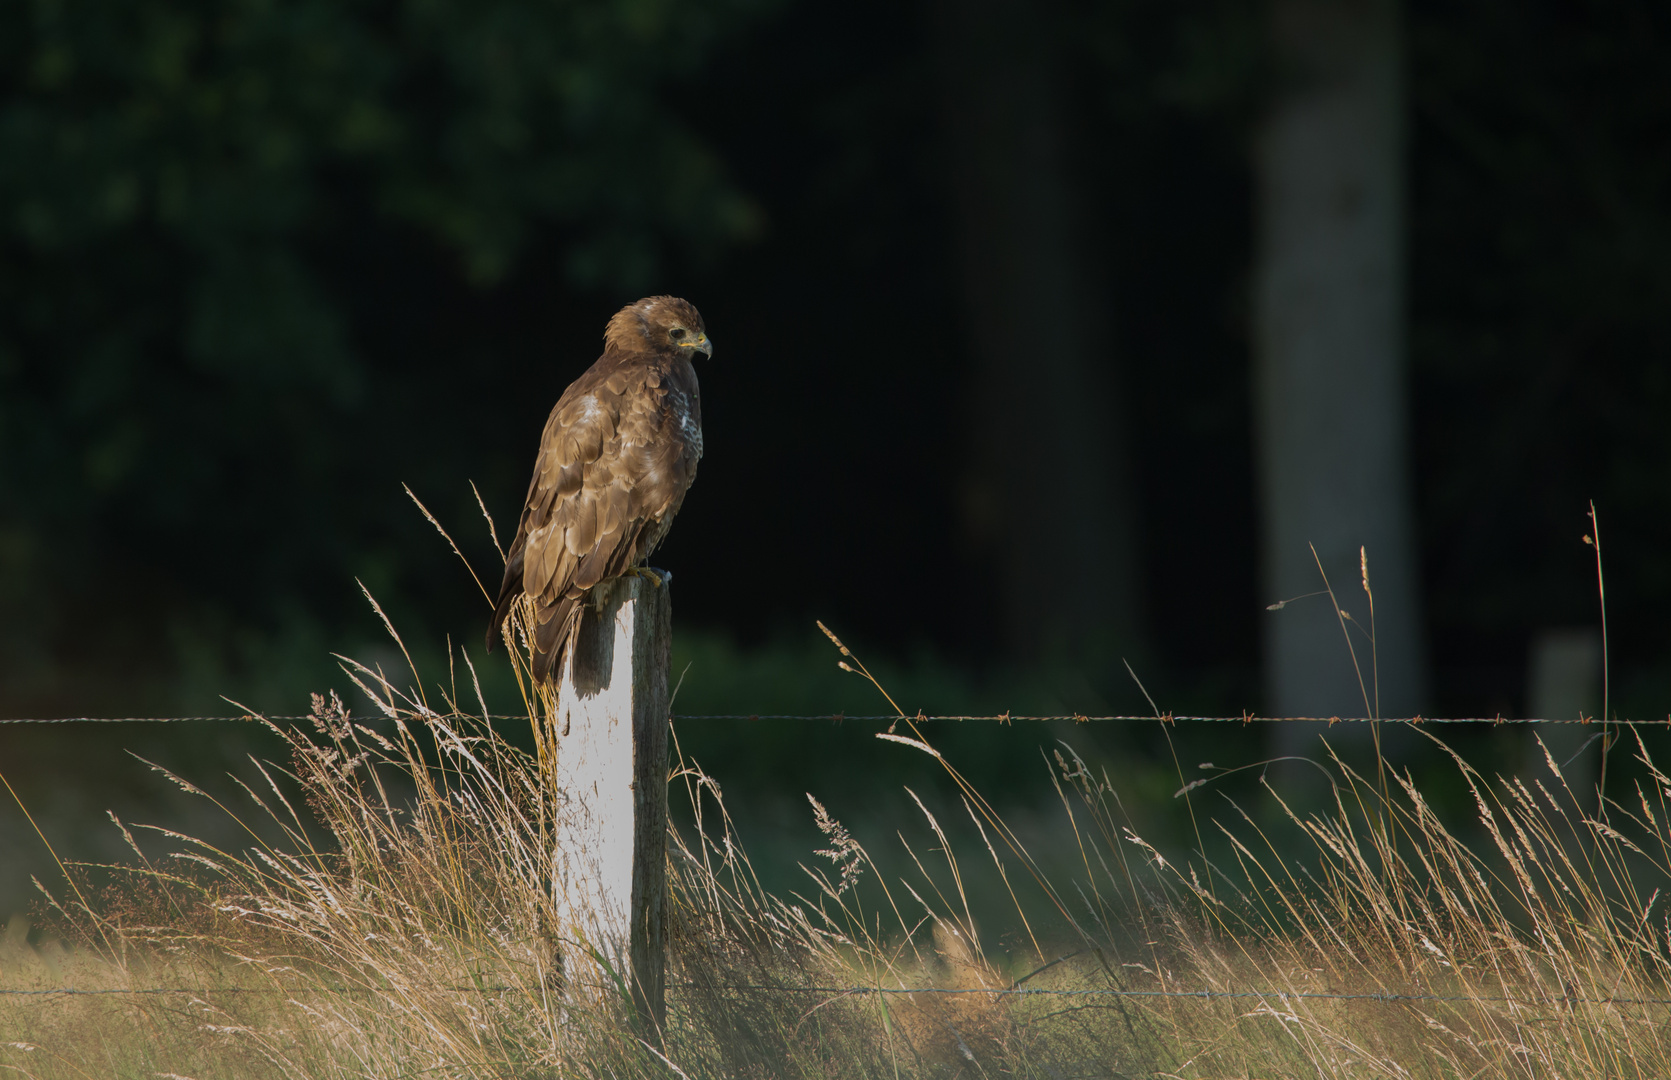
[
  {"x1": 484, "y1": 543, "x2": 527, "y2": 653},
  {"x1": 485, "y1": 588, "x2": 520, "y2": 653},
  {"x1": 532, "y1": 596, "x2": 585, "y2": 685}
]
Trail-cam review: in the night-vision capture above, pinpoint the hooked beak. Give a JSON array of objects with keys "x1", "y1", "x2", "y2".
[{"x1": 679, "y1": 333, "x2": 713, "y2": 358}]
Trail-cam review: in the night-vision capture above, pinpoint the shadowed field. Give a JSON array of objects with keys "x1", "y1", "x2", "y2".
[{"x1": 5, "y1": 625, "x2": 1671, "y2": 1078}]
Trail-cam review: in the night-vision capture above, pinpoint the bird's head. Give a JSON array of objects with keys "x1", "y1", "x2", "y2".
[{"x1": 605, "y1": 296, "x2": 712, "y2": 358}]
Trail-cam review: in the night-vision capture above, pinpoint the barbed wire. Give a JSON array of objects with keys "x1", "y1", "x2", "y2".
[
  {"x1": 4, "y1": 983, "x2": 1669, "y2": 1007},
  {"x1": 673, "y1": 714, "x2": 1660, "y2": 726},
  {"x1": 0, "y1": 985, "x2": 451, "y2": 997},
  {"x1": 0, "y1": 716, "x2": 273, "y2": 726},
  {"x1": 0, "y1": 714, "x2": 1658, "y2": 726}
]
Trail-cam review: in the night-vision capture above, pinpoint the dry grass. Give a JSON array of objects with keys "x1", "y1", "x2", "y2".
[
  {"x1": 5, "y1": 605, "x2": 1671, "y2": 1076},
  {"x1": 1019, "y1": 731, "x2": 1671, "y2": 1076}
]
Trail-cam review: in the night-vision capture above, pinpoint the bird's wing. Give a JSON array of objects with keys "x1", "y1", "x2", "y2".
[{"x1": 488, "y1": 358, "x2": 696, "y2": 682}]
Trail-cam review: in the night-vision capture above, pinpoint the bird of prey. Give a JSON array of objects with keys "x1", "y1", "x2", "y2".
[{"x1": 487, "y1": 296, "x2": 710, "y2": 683}]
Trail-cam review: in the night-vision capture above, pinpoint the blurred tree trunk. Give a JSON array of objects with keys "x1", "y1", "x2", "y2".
[
  {"x1": 931, "y1": 0, "x2": 1142, "y2": 669},
  {"x1": 1254, "y1": 0, "x2": 1427, "y2": 728}
]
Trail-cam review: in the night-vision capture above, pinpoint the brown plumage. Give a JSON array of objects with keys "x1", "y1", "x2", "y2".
[{"x1": 487, "y1": 296, "x2": 710, "y2": 683}]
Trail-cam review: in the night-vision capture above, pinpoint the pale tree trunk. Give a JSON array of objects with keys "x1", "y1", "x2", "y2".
[
  {"x1": 1254, "y1": 0, "x2": 1426, "y2": 732},
  {"x1": 932, "y1": 0, "x2": 1141, "y2": 667}
]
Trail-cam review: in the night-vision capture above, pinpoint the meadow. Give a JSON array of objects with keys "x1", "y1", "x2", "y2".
[{"x1": 5, "y1": 604, "x2": 1671, "y2": 1078}]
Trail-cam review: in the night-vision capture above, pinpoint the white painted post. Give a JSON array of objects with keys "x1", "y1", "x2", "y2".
[{"x1": 550, "y1": 571, "x2": 670, "y2": 1037}]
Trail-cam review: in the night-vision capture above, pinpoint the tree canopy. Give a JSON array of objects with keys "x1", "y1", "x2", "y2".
[
  {"x1": 1, "y1": 0, "x2": 1668, "y2": 721},
  {"x1": 0, "y1": 0, "x2": 763, "y2": 709}
]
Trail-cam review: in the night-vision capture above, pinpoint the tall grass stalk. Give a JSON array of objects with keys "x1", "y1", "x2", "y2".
[{"x1": 6, "y1": 609, "x2": 1671, "y2": 1075}]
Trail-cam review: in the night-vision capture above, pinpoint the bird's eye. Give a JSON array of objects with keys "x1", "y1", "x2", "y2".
[{"x1": 669, "y1": 327, "x2": 686, "y2": 340}]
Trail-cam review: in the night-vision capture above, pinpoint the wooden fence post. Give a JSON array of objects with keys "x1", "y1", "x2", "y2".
[{"x1": 550, "y1": 571, "x2": 671, "y2": 1039}]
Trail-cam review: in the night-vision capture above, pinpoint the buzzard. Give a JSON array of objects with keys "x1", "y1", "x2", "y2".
[{"x1": 487, "y1": 296, "x2": 710, "y2": 683}]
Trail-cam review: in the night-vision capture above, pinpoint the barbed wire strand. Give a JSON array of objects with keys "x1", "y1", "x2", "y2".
[
  {"x1": 0, "y1": 714, "x2": 1659, "y2": 726},
  {"x1": 3, "y1": 984, "x2": 1670, "y2": 1006}
]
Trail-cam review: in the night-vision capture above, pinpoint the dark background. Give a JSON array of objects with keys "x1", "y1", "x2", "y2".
[{"x1": 2, "y1": 0, "x2": 1669, "y2": 917}]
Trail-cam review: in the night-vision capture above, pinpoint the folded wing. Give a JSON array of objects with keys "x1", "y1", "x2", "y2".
[{"x1": 488, "y1": 361, "x2": 698, "y2": 683}]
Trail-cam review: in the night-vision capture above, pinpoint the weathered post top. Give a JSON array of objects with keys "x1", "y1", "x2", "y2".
[{"x1": 550, "y1": 571, "x2": 671, "y2": 1038}]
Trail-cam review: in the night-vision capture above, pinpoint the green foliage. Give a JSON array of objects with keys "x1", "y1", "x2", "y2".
[{"x1": 0, "y1": 0, "x2": 765, "y2": 708}]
